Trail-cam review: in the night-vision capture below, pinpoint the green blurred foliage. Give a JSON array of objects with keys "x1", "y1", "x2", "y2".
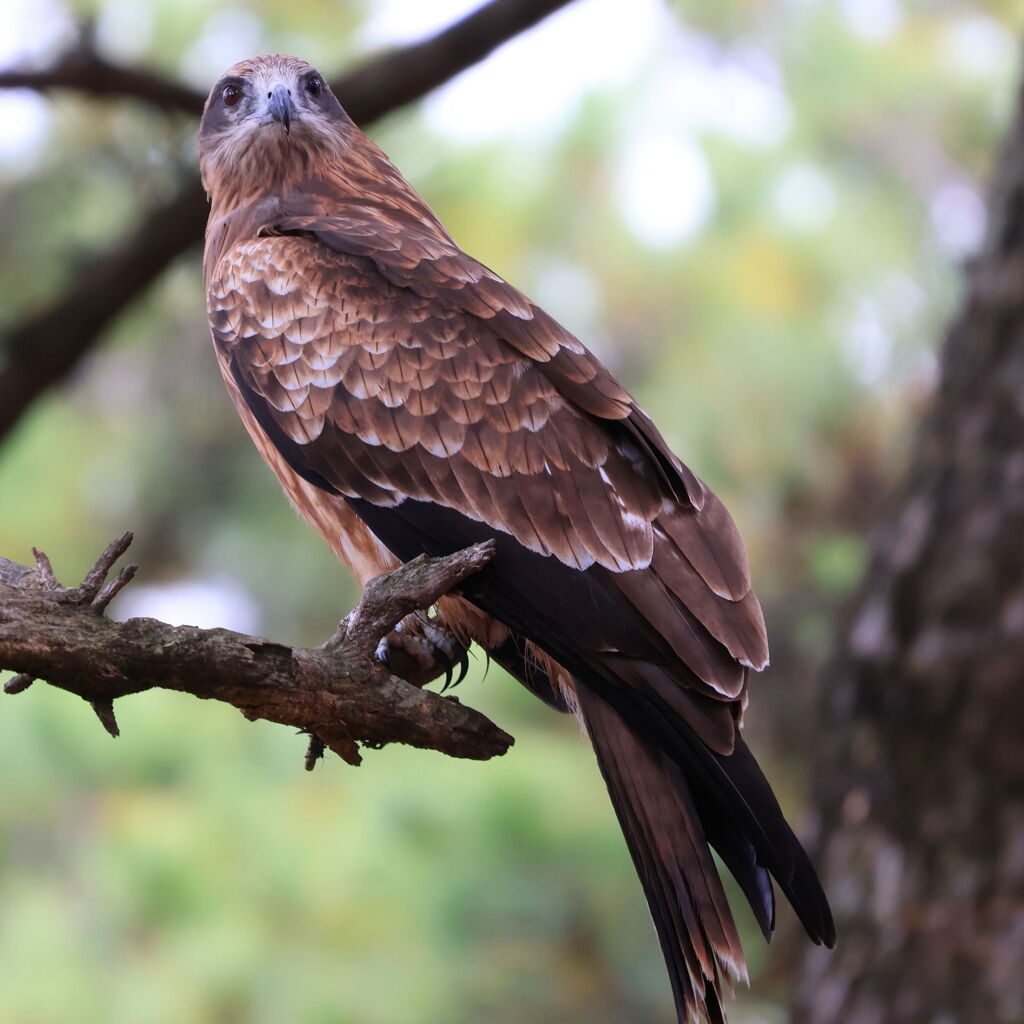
[{"x1": 0, "y1": 1, "x2": 1019, "y2": 1021}]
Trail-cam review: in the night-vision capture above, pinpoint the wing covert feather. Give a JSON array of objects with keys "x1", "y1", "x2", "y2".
[{"x1": 207, "y1": 209, "x2": 767, "y2": 700}]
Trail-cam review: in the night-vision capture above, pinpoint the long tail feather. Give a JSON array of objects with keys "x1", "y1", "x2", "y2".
[{"x1": 577, "y1": 688, "x2": 745, "y2": 1024}]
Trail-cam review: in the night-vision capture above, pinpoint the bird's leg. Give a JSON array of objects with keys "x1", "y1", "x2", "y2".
[{"x1": 375, "y1": 610, "x2": 470, "y2": 690}]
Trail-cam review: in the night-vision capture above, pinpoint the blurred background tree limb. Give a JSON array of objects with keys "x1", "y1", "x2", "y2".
[
  {"x1": 792, "y1": 68, "x2": 1024, "y2": 1024},
  {"x1": 0, "y1": 23, "x2": 205, "y2": 114},
  {"x1": 0, "y1": 0, "x2": 575, "y2": 442}
]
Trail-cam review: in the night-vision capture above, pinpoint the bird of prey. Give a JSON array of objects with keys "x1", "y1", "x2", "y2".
[{"x1": 199, "y1": 54, "x2": 834, "y2": 1024}]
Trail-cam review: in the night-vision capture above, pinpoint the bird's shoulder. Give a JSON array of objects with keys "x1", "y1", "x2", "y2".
[{"x1": 213, "y1": 198, "x2": 705, "y2": 494}]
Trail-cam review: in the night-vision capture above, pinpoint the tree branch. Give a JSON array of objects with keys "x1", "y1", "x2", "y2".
[
  {"x1": 0, "y1": 0, "x2": 576, "y2": 442},
  {"x1": 0, "y1": 177, "x2": 210, "y2": 439},
  {"x1": 0, "y1": 534, "x2": 511, "y2": 768},
  {"x1": 0, "y1": 34, "x2": 205, "y2": 115},
  {"x1": 333, "y1": 0, "x2": 574, "y2": 124},
  {"x1": 0, "y1": 0, "x2": 573, "y2": 117}
]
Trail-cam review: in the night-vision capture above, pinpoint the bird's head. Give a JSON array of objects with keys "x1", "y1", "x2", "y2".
[{"x1": 199, "y1": 54, "x2": 353, "y2": 203}]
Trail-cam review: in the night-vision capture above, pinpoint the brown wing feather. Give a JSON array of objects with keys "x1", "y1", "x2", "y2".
[
  {"x1": 208, "y1": 212, "x2": 764, "y2": 704},
  {"x1": 212, "y1": 236, "x2": 653, "y2": 570}
]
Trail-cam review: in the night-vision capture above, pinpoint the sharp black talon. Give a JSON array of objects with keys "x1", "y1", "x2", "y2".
[
  {"x1": 434, "y1": 646, "x2": 456, "y2": 692},
  {"x1": 456, "y1": 647, "x2": 471, "y2": 688},
  {"x1": 440, "y1": 654, "x2": 470, "y2": 692}
]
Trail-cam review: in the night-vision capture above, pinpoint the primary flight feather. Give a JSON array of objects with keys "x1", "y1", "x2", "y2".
[{"x1": 199, "y1": 55, "x2": 834, "y2": 1024}]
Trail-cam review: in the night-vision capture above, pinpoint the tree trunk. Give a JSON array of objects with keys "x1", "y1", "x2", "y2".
[{"x1": 792, "y1": 76, "x2": 1024, "y2": 1024}]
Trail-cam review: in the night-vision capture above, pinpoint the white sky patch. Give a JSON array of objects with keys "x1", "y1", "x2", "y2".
[
  {"x1": 941, "y1": 14, "x2": 1017, "y2": 79},
  {"x1": 617, "y1": 130, "x2": 715, "y2": 248},
  {"x1": 366, "y1": 0, "x2": 666, "y2": 143},
  {"x1": 611, "y1": 33, "x2": 789, "y2": 248},
  {"x1": 96, "y1": 0, "x2": 156, "y2": 64},
  {"x1": 365, "y1": 1, "x2": 789, "y2": 148},
  {"x1": 179, "y1": 9, "x2": 267, "y2": 87},
  {"x1": 930, "y1": 181, "x2": 986, "y2": 257},
  {"x1": 531, "y1": 258, "x2": 603, "y2": 347},
  {"x1": 115, "y1": 577, "x2": 262, "y2": 635},
  {"x1": 843, "y1": 298, "x2": 892, "y2": 387},
  {"x1": 655, "y1": 35, "x2": 792, "y2": 148},
  {"x1": 0, "y1": 0, "x2": 70, "y2": 167},
  {"x1": 361, "y1": 0, "x2": 485, "y2": 46},
  {"x1": 838, "y1": 0, "x2": 904, "y2": 41},
  {"x1": 0, "y1": 92, "x2": 51, "y2": 168},
  {"x1": 0, "y1": 0, "x2": 72, "y2": 67},
  {"x1": 773, "y1": 162, "x2": 837, "y2": 232}
]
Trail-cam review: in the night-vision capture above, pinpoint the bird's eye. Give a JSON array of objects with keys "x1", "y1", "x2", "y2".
[
  {"x1": 222, "y1": 84, "x2": 243, "y2": 108},
  {"x1": 306, "y1": 76, "x2": 323, "y2": 99}
]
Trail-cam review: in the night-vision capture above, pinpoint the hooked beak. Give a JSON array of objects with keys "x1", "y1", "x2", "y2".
[{"x1": 263, "y1": 84, "x2": 293, "y2": 134}]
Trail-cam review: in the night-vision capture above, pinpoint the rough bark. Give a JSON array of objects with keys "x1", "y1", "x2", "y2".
[
  {"x1": 0, "y1": 0, "x2": 576, "y2": 442},
  {"x1": 792, "y1": 76, "x2": 1024, "y2": 1024},
  {"x1": 0, "y1": 534, "x2": 512, "y2": 768}
]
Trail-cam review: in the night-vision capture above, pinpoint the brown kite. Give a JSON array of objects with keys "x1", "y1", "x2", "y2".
[{"x1": 199, "y1": 55, "x2": 834, "y2": 1024}]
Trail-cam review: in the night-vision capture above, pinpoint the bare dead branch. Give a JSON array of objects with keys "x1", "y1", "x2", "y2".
[
  {"x1": 0, "y1": 536, "x2": 511, "y2": 767},
  {"x1": 0, "y1": 0, "x2": 576, "y2": 443}
]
